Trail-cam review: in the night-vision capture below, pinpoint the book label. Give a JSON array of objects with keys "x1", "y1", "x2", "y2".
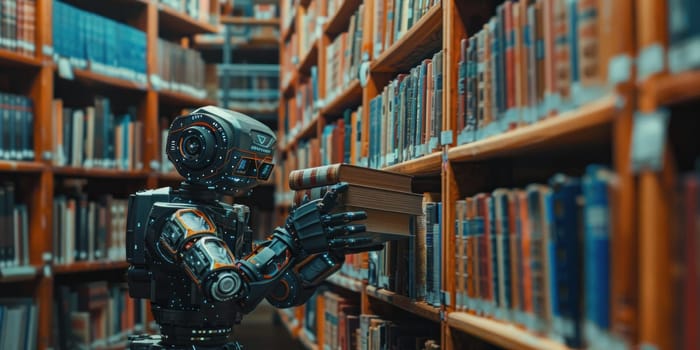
[{"x1": 631, "y1": 110, "x2": 670, "y2": 173}]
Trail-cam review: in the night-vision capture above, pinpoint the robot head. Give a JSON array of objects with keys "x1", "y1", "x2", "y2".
[{"x1": 166, "y1": 106, "x2": 276, "y2": 195}]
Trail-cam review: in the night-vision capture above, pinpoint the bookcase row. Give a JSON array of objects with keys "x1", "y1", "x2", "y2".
[{"x1": 277, "y1": 0, "x2": 699, "y2": 350}]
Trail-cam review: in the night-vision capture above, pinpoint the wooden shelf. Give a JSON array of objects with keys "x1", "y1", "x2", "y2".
[
  {"x1": 0, "y1": 49, "x2": 42, "y2": 68},
  {"x1": 284, "y1": 115, "x2": 319, "y2": 153},
  {"x1": 298, "y1": 330, "x2": 318, "y2": 350},
  {"x1": 53, "y1": 166, "x2": 149, "y2": 179},
  {"x1": 193, "y1": 36, "x2": 279, "y2": 50},
  {"x1": 59, "y1": 67, "x2": 148, "y2": 92},
  {"x1": 321, "y1": 79, "x2": 362, "y2": 116},
  {"x1": 157, "y1": 171, "x2": 183, "y2": 182},
  {"x1": 157, "y1": 4, "x2": 218, "y2": 36},
  {"x1": 447, "y1": 312, "x2": 570, "y2": 350},
  {"x1": 651, "y1": 70, "x2": 700, "y2": 106},
  {"x1": 383, "y1": 151, "x2": 442, "y2": 176},
  {"x1": 282, "y1": 71, "x2": 297, "y2": 98},
  {"x1": 277, "y1": 309, "x2": 301, "y2": 337},
  {"x1": 326, "y1": 273, "x2": 364, "y2": 293},
  {"x1": 298, "y1": 40, "x2": 319, "y2": 75},
  {"x1": 323, "y1": 0, "x2": 362, "y2": 37},
  {"x1": 0, "y1": 161, "x2": 46, "y2": 173},
  {"x1": 158, "y1": 89, "x2": 216, "y2": 107},
  {"x1": 53, "y1": 260, "x2": 129, "y2": 274},
  {"x1": 370, "y1": 4, "x2": 443, "y2": 73},
  {"x1": 282, "y1": 11, "x2": 296, "y2": 43},
  {"x1": 448, "y1": 95, "x2": 619, "y2": 163},
  {"x1": 220, "y1": 16, "x2": 279, "y2": 26},
  {"x1": 0, "y1": 266, "x2": 39, "y2": 283},
  {"x1": 365, "y1": 286, "x2": 441, "y2": 323}
]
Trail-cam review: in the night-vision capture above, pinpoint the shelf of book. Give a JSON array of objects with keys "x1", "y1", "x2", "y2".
[
  {"x1": 277, "y1": 308, "x2": 301, "y2": 338},
  {"x1": 158, "y1": 89, "x2": 216, "y2": 107},
  {"x1": 326, "y1": 273, "x2": 364, "y2": 293},
  {"x1": 447, "y1": 312, "x2": 570, "y2": 350},
  {"x1": 0, "y1": 50, "x2": 43, "y2": 68},
  {"x1": 323, "y1": 0, "x2": 362, "y2": 37},
  {"x1": 284, "y1": 114, "x2": 320, "y2": 153},
  {"x1": 365, "y1": 286, "x2": 441, "y2": 323},
  {"x1": 282, "y1": 71, "x2": 296, "y2": 98},
  {"x1": 369, "y1": 4, "x2": 443, "y2": 73},
  {"x1": 298, "y1": 40, "x2": 319, "y2": 75},
  {"x1": 220, "y1": 16, "x2": 279, "y2": 26},
  {"x1": 448, "y1": 95, "x2": 619, "y2": 163},
  {"x1": 320, "y1": 79, "x2": 362, "y2": 116},
  {"x1": 650, "y1": 70, "x2": 700, "y2": 106},
  {"x1": 53, "y1": 260, "x2": 129, "y2": 274},
  {"x1": 383, "y1": 151, "x2": 442, "y2": 176},
  {"x1": 157, "y1": 3, "x2": 218, "y2": 36},
  {"x1": 52, "y1": 166, "x2": 149, "y2": 179},
  {"x1": 281, "y1": 9, "x2": 296, "y2": 43},
  {"x1": 0, "y1": 161, "x2": 46, "y2": 173},
  {"x1": 60, "y1": 67, "x2": 148, "y2": 92},
  {"x1": 0, "y1": 266, "x2": 39, "y2": 283}
]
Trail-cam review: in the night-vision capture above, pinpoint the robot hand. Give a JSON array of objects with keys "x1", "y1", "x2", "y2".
[{"x1": 284, "y1": 183, "x2": 383, "y2": 256}]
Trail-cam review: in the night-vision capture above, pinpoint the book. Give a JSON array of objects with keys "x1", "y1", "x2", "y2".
[{"x1": 289, "y1": 163, "x2": 413, "y2": 193}]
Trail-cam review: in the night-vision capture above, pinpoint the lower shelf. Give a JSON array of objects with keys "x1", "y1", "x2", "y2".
[
  {"x1": 53, "y1": 260, "x2": 129, "y2": 274},
  {"x1": 326, "y1": 273, "x2": 364, "y2": 293},
  {"x1": 365, "y1": 286, "x2": 441, "y2": 323},
  {"x1": 0, "y1": 265, "x2": 38, "y2": 282},
  {"x1": 298, "y1": 329, "x2": 319, "y2": 350},
  {"x1": 447, "y1": 312, "x2": 570, "y2": 350}
]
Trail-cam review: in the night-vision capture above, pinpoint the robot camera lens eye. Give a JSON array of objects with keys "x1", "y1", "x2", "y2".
[{"x1": 184, "y1": 136, "x2": 202, "y2": 156}]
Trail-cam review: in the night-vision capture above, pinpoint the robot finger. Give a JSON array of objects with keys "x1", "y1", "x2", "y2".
[
  {"x1": 337, "y1": 244, "x2": 384, "y2": 254},
  {"x1": 327, "y1": 224, "x2": 366, "y2": 237},
  {"x1": 329, "y1": 236, "x2": 375, "y2": 249},
  {"x1": 322, "y1": 211, "x2": 367, "y2": 225},
  {"x1": 318, "y1": 183, "x2": 349, "y2": 212}
]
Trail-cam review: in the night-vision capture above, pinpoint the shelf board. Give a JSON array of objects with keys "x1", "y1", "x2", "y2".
[
  {"x1": 61, "y1": 67, "x2": 148, "y2": 92},
  {"x1": 0, "y1": 265, "x2": 39, "y2": 283},
  {"x1": 53, "y1": 260, "x2": 129, "y2": 274},
  {"x1": 0, "y1": 161, "x2": 46, "y2": 173},
  {"x1": 321, "y1": 79, "x2": 362, "y2": 116},
  {"x1": 298, "y1": 40, "x2": 319, "y2": 75},
  {"x1": 651, "y1": 70, "x2": 700, "y2": 106},
  {"x1": 370, "y1": 4, "x2": 443, "y2": 73},
  {"x1": 0, "y1": 49, "x2": 42, "y2": 68},
  {"x1": 298, "y1": 330, "x2": 318, "y2": 350},
  {"x1": 323, "y1": 0, "x2": 362, "y2": 37},
  {"x1": 383, "y1": 151, "x2": 442, "y2": 176},
  {"x1": 365, "y1": 285, "x2": 441, "y2": 323},
  {"x1": 284, "y1": 115, "x2": 320, "y2": 153},
  {"x1": 326, "y1": 273, "x2": 364, "y2": 293},
  {"x1": 281, "y1": 71, "x2": 297, "y2": 98},
  {"x1": 157, "y1": 4, "x2": 218, "y2": 36},
  {"x1": 277, "y1": 309, "x2": 301, "y2": 337},
  {"x1": 158, "y1": 89, "x2": 216, "y2": 107},
  {"x1": 299, "y1": 0, "x2": 311, "y2": 9},
  {"x1": 220, "y1": 16, "x2": 280, "y2": 26},
  {"x1": 157, "y1": 172, "x2": 183, "y2": 182},
  {"x1": 447, "y1": 312, "x2": 570, "y2": 350},
  {"x1": 448, "y1": 94, "x2": 619, "y2": 163},
  {"x1": 282, "y1": 12, "x2": 296, "y2": 43},
  {"x1": 53, "y1": 166, "x2": 149, "y2": 179},
  {"x1": 193, "y1": 36, "x2": 279, "y2": 50}
]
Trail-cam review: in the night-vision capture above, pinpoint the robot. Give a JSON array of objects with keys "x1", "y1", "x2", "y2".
[{"x1": 125, "y1": 106, "x2": 383, "y2": 349}]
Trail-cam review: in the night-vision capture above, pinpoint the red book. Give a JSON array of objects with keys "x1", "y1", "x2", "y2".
[{"x1": 504, "y1": 1, "x2": 515, "y2": 110}]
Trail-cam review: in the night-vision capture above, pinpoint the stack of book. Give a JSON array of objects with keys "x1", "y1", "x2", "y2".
[
  {"x1": 0, "y1": 0, "x2": 36, "y2": 57},
  {"x1": 155, "y1": 39, "x2": 206, "y2": 99},
  {"x1": 454, "y1": 0, "x2": 611, "y2": 146},
  {"x1": 324, "y1": 5, "x2": 364, "y2": 101},
  {"x1": 368, "y1": 50, "x2": 443, "y2": 169},
  {"x1": 158, "y1": 0, "x2": 212, "y2": 24},
  {"x1": 289, "y1": 163, "x2": 422, "y2": 244},
  {"x1": 371, "y1": 0, "x2": 440, "y2": 59},
  {"x1": 0, "y1": 298, "x2": 37, "y2": 350},
  {"x1": 51, "y1": 98, "x2": 143, "y2": 171},
  {"x1": 452, "y1": 165, "x2": 617, "y2": 348},
  {"x1": 52, "y1": 192, "x2": 128, "y2": 265},
  {"x1": 54, "y1": 282, "x2": 149, "y2": 350},
  {"x1": 0, "y1": 182, "x2": 30, "y2": 269},
  {"x1": 52, "y1": 0, "x2": 147, "y2": 84},
  {"x1": 0, "y1": 92, "x2": 34, "y2": 161},
  {"x1": 357, "y1": 314, "x2": 440, "y2": 350}
]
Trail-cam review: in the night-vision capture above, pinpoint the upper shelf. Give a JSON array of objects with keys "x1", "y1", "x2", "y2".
[
  {"x1": 157, "y1": 3, "x2": 218, "y2": 36},
  {"x1": 448, "y1": 94, "x2": 619, "y2": 163},
  {"x1": 298, "y1": 40, "x2": 319, "y2": 75},
  {"x1": 383, "y1": 151, "x2": 442, "y2": 176},
  {"x1": 321, "y1": 79, "x2": 362, "y2": 116},
  {"x1": 53, "y1": 260, "x2": 130, "y2": 274},
  {"x1": 54, "y1": 65, "x2": 148, "y2": 93},
  {"x1": 370, "y1": 4, "x2": 443, "y2": 73},
  {"x1": 53, "y1": 166, "x2": 149, "y2": 179},
  {"x1": 650, "y1": 70, "x2": 700, "y2": 106},
  {"x1": 448, "y1": 312, "x2": 570, "y2": 350},
  {"x1": 366, "y1": 285, "x2": 441, "y2": 323},
  {"x1": 0, "y1": 161, "x2": 46, "y2": 173},
  {"x1": 323, "y1": 0, "x2": 362, "y2": 38}
]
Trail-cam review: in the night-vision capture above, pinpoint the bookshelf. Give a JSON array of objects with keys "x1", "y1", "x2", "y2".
[
  {"x1": 0, "y1": 1, "x2": 225, "y2": 349},
  {"x1": 275, "y1": 0, "x2": 697, "y2": 350}
]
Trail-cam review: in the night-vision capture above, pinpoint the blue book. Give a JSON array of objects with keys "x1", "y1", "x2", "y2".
[
  {"x1": 493, "y1": 190, "x2": 511, "y2": 313},
  {"x1": 668, "y1": 0, "x2": 700, "y2": 72},
  {"x1": 425, "y1": 202, "x2": 435, "y2": 305},
  {"x1": 549, "y1": 174, "x2": 583, "y2": 347},
  {"x1": 436, "y1": 202, "x2": 443, "y2": 306},
  {"x1": 488, "y1": 196, "x2": 500, "y2": 313},
  {"x1": 568, "y1": 0, "x2": 579, "y2": 94},
  {"x1": 543, "y1": 188, "x2": 558, "y2": 332},
  {"x1": 582, "y1": 165, "x2": 612, "y2": 337}
]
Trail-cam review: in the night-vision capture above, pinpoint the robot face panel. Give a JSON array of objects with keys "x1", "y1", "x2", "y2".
[{"x1": 166, "y1": 106, "x2": 277, "y2": 195}]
